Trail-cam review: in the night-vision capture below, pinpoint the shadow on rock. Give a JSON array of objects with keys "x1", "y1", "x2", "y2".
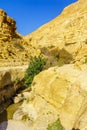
[{"x1": 0, "y1": 110, "x2": 8, "y2": 130}]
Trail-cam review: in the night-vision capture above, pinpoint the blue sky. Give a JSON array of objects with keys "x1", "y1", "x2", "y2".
[{"x1": 0, "y1": 0, "x2": 77, "y2": 36}]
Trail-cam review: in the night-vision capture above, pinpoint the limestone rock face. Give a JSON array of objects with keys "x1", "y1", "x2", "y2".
[
  {"x1": 0, "y1": 9, "x2": 39, "y2": 67},
  {"x1": 13, "y1": 64, "x2": 87, "y2": 130},
  {"x1": 0, "y1": 9, "x2": 18, "y2": 40},
  {"x1": 31, "y1": 64, "x2": 87, "y2": 130}
]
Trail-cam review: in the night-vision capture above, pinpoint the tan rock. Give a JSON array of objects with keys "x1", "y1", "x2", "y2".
[
  {"x1": 13, "y1": 95, "x2": 59, "y2": 130},
  {"x1": 13, "y1": 64, "x2": 87, "y2": 130},
  {"x1": 0, "y1": 9, "x2": 16, "y2": 37},
  {"x1": 0, "y1": 9, "x2": 7, "y2": 27},
  {"x1": 0, "y1": 9, "x2": 7, "y2": 16},
  {"x1": 0, "y1": 9, "x2": 34, "y2": 66}
]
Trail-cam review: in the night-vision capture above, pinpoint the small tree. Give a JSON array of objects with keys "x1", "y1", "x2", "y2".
[{"x1": 24, "y1": 55, "x2": 46, "y2": 87}]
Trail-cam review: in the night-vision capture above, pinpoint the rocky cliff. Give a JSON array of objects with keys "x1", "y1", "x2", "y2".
[
  {"x1": 0, "y1": 9, "x2": 38, "y2": 67},
  {"x1": 0, "y1": 9, "x2": 19, "y2": 41}
]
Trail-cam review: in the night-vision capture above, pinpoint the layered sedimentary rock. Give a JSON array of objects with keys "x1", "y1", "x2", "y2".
[
  {"x1": 0, "y1": 9, "x2": 19, "y2": 41},
  {"x1": 0, "y1": 9, "x2": 39, "y2": 67}
]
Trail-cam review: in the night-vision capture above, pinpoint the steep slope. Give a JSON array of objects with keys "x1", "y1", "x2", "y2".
[{"x1": 24, "y1": 0, "x2": 87, "y2": 65}]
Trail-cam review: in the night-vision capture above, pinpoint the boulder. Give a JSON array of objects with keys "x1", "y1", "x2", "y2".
[{"x1": 13, "y1": 64, "x2": 87, "y2": 130}]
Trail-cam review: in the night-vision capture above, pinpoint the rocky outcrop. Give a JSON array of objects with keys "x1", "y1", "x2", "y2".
[
  {"x1": 0, "y1": 9, "x2": 20, "y2": 41},
  {"x1": 0, "y1": 39, "x2": 41, "y2": 67},
  {"x1": 0, "y1": 66, "x2": 27, "y2": 112},
  {"x1": 13, "y1": 64, "x2": 87, "y2": 130},
  {"x1": 0, "y1": 9, "x2": 39, "y2": 67}
]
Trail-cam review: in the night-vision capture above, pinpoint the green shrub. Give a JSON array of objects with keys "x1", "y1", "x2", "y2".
[
  {"x1": 47, "y1": 118, "x2": 64, "y2": 130},
  {"x1": 24, "y1": 55, "x2": 46, "y2": 87}
]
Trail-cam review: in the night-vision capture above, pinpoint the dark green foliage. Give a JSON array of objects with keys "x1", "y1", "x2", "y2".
[
  {"x1": 24, "y1": 56, "x2": 46, "y2": 87},
  {"x1": 47, "y1": 118, "x2": 64, "y2": 130}
]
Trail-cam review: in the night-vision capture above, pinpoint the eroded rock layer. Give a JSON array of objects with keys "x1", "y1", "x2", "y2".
[{"x1": 0, "y1": 9, "x2": 20, "y2": 41}]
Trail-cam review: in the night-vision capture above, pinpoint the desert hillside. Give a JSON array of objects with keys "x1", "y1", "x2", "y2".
[
  {"x1": 0, "y1": 0, "x2": 87, "y2": 130},
  {"x1": 24, "y1": 0, "x2": 87, "y2": 66}
]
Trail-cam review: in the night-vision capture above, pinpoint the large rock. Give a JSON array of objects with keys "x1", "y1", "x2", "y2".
[
  {"x1": 13, "y1": 64, "x2": 87, "y2": 130},
  {"x1": 31, "y1": 64, "x2": 87, "y2": 130}
]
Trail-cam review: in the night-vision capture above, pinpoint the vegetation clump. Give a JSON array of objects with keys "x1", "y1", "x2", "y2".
[
  {"x1": 24, "y1": 55, "x2": 46, "y2": 87},
  {"x1": 47, "y1": 118, "x2": 64, "y2": 130}
]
